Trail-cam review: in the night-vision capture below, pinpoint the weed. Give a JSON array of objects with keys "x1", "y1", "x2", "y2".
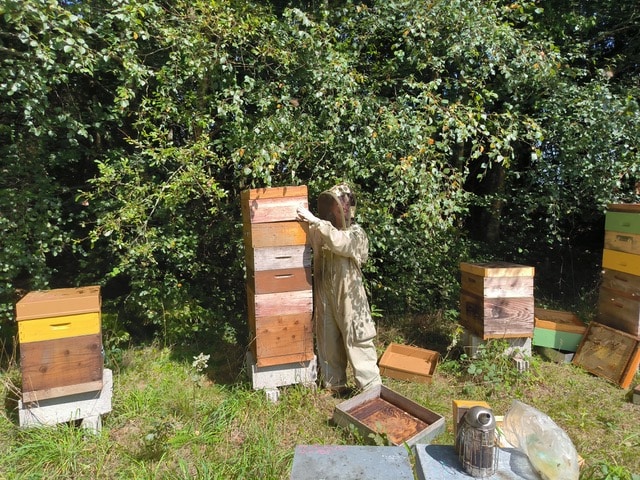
[
  {"x1": 440, "y1": 339, "x2": 536, "y2": 396},
  {"x1": 582, "y1": 461, "x2": 640, "y2": 480}
]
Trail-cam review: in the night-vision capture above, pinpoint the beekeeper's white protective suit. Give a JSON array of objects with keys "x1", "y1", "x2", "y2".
[{"x1": 297, "y1": 184, "x2": 381, "y2": 392}]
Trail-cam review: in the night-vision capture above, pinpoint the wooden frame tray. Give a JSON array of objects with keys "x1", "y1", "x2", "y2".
[{"x1": 333, "y1": 385, "x2": 445, "y2": 446}]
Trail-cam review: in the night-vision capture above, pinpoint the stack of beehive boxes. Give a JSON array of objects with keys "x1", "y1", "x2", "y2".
[
  {"x1": 241, "y1": 186, "x2": 316, "y2": 392},
  {"x1": 459, "y1": 262, "x2": 535, "y2": 358},
  {"x1": 598, "y1": 203, "x2": 640, "y2": 337},
  {"x1": 574, "y1": 203, "x2": 640, "y2": 388},
  {"x1": 16, "y1": 286, "x2": 104, "y2": 404},
  {"x1": 15, "y1": 286, "x2": 112, "y2": 432}
]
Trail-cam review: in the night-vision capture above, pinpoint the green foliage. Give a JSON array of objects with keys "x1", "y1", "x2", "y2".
[
  {"x1": 1, "y1": 0, "x2": 639, "y2": 346},
  {"x1": 440, "y1": 339, "x2": 537, "y2": 396},
  {"x1": 582, "y1": 461, "x2": 640, "y2": 480}
]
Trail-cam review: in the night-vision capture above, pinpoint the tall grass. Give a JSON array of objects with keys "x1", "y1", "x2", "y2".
[{"x1": 1, "y1": 325, "x2": 638, "y2": 479}]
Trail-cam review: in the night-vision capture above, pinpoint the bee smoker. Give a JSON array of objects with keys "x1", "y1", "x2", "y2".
[{"x1": 455, "y1": 406, "x2": 498, "y2": 477}]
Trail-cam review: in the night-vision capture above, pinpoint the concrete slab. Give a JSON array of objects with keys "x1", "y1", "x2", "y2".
[
  {"x1": 246, "y1": 351, "x2": 317, "y2": 391},
  {"x1": 18, "y1": 368, "x2": 113, "y2": 434},
  {"x1": 290, "y1": 445, "x2": 414, "y2": 480},
  {"x1": 414, "y1": 444, "x2": 541, "y2": 480},
  {"x1": 462, "y1": 329, "x2": 532, "y2": 359}
]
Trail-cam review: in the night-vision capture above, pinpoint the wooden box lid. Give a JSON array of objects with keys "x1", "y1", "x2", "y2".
[
  {"x1": 16, "y1": 286, "x2": 101, "y2": 321},
  {"x1": 460, "y1": 262, "x2": 534, "y2": 277},
  {"x1": 607, "y1": 203, "x2": 640, "y2": 214},
  {"x1": 573, "y1": 322, "x2": 640, "y2": 389},
  {"x1": 379, "y1": 343, "x2": 439, "y2": 384},
  {"x1": 241, "y1": 185, "x2": 308, "y2": 224},
  {"x1": 534, "y1": 308, "x2": 586, "y2": 334}
]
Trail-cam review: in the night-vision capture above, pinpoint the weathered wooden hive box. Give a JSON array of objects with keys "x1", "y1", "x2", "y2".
[
  {"x1": 15, "y1": 286, "x2": 103, "y2": 403},
  {"x1": 459, "y1": 262, "x2": 534, "y2": 339},
  {"x1": 333, "y1": 384, "x2": 445, "y2": 446},
  {"x1": 532, "y1": 308, "x2": 586, "y2": 352},
  {"x1": 598, "y1": 203, "x2": 640, "y2": 337},
  {"x1": 241, "y1": 186, "x2": 314, "y2": 368},
  {"x1": 378, "y1": 343, "x2": 439, "y2": 384}
]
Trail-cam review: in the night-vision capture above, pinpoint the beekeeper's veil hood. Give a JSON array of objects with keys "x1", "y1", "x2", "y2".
[{"x1": 318, "y1": 183, "x2": 356, "y2": 229}]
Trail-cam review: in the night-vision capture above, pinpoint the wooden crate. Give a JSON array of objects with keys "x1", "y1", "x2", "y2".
[
  {"x1": 601, "y1": 270, "x2": 640, "y2": 298},
  {"x1": 604, "y1": 231, "x2": 640, "y2": 256},
  {"x1": 333, "y1": 384, "x2": 445, "y2": 446},
  {"x1": 241, "y1": 186, "x2": 308, "y2": 224},
  {"x1": 248, "y1": 268, "x2": 312, "y2": 295},
  {"x1": 16, "y1": 286, "x2": 103, "y2": 402},
  {"x1": 243, "y1": 221, "x2": 309, "y2": 250},
  {"x1": 378, "y1": 343, "x2": 439, "y2": 384},
  {"x1": 460, "y1": 270, "x2": 533, "y2": 298},
  {"x1": 460, "y1": 291, "x2": 534, "y2": 339},
  {"x1": 607, "y1": 203, "x2": 640, "y2": 214},
  {"x1": 15, "y1": 286, "x2": 101, "y2": 321},
  {"x1": 459, "y1": 262, "x2": 534, "y2": 279},
  {"x1": 246, "y1": 285, "x2": 314, "y2": 367},
  {"x1": 573, "y1": 322, "x2": 640, "y2": 389},
  {"x1": 605, "y1": 209, "x2": 640, "y2": 235},
  {"x1": 532, "y1": 308, "x2": 586, "y2": 352},
  {"x1": 459, "y1": 262, "x2": 534, "y2": 340},
  {"x1": 597, "y1": 287, "x2": 640, "y2": 337}
]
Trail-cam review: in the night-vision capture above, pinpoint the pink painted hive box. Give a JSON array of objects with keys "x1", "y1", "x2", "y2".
[{"x1": 379, "y1": 343, "x2": 439, "y2": 384}]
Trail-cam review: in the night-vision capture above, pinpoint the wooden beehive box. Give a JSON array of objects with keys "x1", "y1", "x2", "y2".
[
  {"x1": 15, "y1": 286, "x2": 103, "y2": 403},
  {"x1": 598, "y1": 204, "x2": 640, "y2": 336},
  {"x1": 378, "y1": 343, "x2": 439, "y2": 384},
  {"x1": 459, "y1": 262, "x2": 535, "y2": 339},
  {"x1": 597, "y1": 287, "x2": 640, "y2": 337},
  {"x1": 573, "y1": 322, "x2": 640, "y2": 389},
  {"x1": 241, "y1": 186, "x2": 314, "y2": 367},
  {"x1": 333, "y1": 384, "x2": 445, "y2": 446},
  {"x1": 532, "y1": 308, "x2": 586, "y2": 352}
]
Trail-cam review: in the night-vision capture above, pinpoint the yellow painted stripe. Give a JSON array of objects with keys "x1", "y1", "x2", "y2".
[
  {"x1": 602, "y1": 249, "x2": 640, "y2": 276},
  {"x1": 18, "y1": 312, "x2": 100, "y2": 344}
]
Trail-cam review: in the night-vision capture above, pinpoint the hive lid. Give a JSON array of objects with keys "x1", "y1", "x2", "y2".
[
  {"x1": 607, "y1": 203, "x2": 640, "y2": 213},
  {"x1": 460, "y1": 262, "x2": 534, "y2": 277},
  {"x1": 16, "y1": 286, "x2": 101, "y2": 321}
]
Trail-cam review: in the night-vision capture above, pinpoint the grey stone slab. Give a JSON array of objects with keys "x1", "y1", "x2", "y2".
[
  {"x1": 414, "y1": 444, "x2": 541, "y2": 480},
  {"x1": 290, "y1": 445, "x2": 414, "y2": 480}
]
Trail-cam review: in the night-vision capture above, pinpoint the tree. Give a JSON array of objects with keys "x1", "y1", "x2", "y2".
[{"x1": 1, "y1": 0, "x2": 638, "y2": 345}]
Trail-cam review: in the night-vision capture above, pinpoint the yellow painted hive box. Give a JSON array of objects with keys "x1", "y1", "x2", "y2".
[{"x1": 15, "y1": 286, "x2": 103, "y2": 403}]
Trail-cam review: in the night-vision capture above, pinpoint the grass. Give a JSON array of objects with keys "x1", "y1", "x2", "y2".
[{"x1": 0, "y1": 315, "x2": 639, "y2": 479}]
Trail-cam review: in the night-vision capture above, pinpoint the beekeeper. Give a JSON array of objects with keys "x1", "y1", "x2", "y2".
[{"x1": 297, "y1": 183, "x2": 382, "y2": 393}]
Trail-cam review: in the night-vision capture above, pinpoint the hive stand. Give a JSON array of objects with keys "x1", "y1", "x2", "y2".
[
  {"x1": 18, "y1": 368, "x2": 113, "y2": 434},
  {"x1": 459, "y1": 262, "x2": 535, "y2": 372},
  {"x1": 245, "y1": 351, "x2": 317, "y2": 402}
]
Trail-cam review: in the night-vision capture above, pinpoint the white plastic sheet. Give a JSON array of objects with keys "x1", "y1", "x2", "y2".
[{"x1": 502, "y1": 400, "x2": 580, "y2": 480}]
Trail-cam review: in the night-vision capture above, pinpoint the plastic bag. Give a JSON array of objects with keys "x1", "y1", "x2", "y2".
[{"x1": 501, "y1": 400, "x2": 580, "y2": 480}]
